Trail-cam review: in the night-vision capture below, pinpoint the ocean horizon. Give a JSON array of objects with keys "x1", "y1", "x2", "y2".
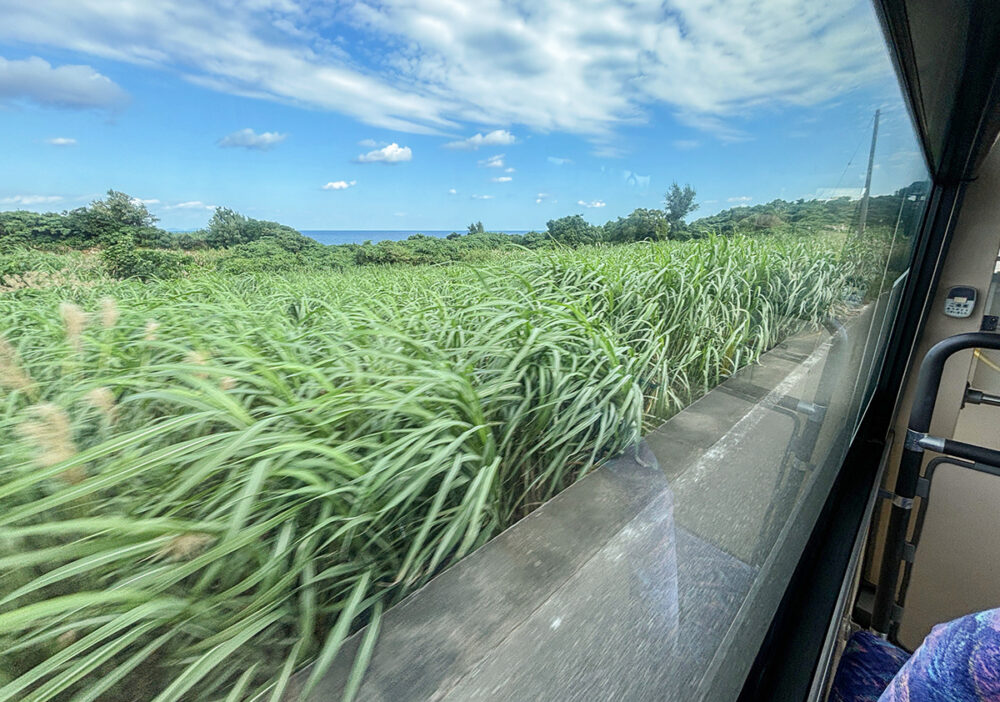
[{"x1": 301, "y1": 230, "x2": 536, "y2": 246}]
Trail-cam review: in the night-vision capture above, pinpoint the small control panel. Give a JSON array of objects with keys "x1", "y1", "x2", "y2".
[{"x1": 944, "y1": 285, "x2": 977, "y2": 318}]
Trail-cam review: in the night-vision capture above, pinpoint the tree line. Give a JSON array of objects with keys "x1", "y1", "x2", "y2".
[{"x1": 0, "y1": 180, "x2": 928, "y2": 279}]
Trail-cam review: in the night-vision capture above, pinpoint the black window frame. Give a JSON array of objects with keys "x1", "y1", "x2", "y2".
[{"x1": 736, "y1": 1, "x2": 1000, "y2": 698}]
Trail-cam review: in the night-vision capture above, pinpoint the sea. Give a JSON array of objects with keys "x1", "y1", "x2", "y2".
[{"x1": 301, "y1": 230, "x2": 535, "y2": 245}]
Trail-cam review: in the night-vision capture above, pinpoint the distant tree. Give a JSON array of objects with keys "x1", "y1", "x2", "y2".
[
  {"x1": 545, "y1": 215, "x2": 600, "y2": 246},
  {"x1": 664, "y1": 182, "x2": 698, "y2": 237},
  {"x1": 204, "y1": 208, "x2": 301, "y2": 248},
  {"x1": 206, "y1": 208, "x2": 253, "y2": 248},
  {"x1": 603, "y1": 208, "x2": 670, "y2": 243},
  {"x1": 0, "y1": 211, "x2": 75, "y2": 247},
  {"x1": 89, "y1": 190, "x2": 157, "y2": 229},
  {"x1": 742, "y1": 213, "x2": 784, "y2": 231},
  {"x1": 80, "y1": 190, "x2": 156, "y2": 244},
  {"x1": 174, "y1": 231, "x2": 209, "y2": 250},
  {"x1": 519, "y1": 230, "x2": 550, "y2": 248},
  {"x1": 101, "y1": 231, "x2": 188, "y2": 280},
  {"x1": 83, "y1": 190, "x2": 171, "y2": 247},
  {"x1": 467, "y1": 221, "x2": 485, "y2": 235}
]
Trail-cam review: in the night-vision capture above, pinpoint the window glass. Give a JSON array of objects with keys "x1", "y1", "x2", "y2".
[{"x1": 0, "y1": 1, "x2": 930, "y2": 699}]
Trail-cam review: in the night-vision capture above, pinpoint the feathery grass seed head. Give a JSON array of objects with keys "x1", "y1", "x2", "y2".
[
  {"x1": 18, "y1": 404, "x2": 80, "y2": 479},
  {"x1": 56, "y1": 630, "x2": 79, "y2": 649},
  {"x1": 0, "y1": 336, "x2": 33, "y2": 392},
  {"x1": 99, "y1": 297, "x2": 119, "y2": 329},
  {"x1": 85, "y1": 386, "x2": 117, "y2": 423},
  {"x1": 158, "y1": 533, "x2": 215, "y2": 561},
  {"x1": 59, "y1": 302, "x2": 87, "y2": 352}
]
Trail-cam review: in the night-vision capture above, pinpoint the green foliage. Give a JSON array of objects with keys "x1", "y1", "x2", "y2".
[
  {"x1": 840, "y1": 227, "x2": 913, "y2": 302},
  {"x1": 0, "y1": 248, "x2": 68, "y2": 285},
  {"x1": 545, "y1": 214, "x2": 601, "y2": 246},
  {"x1": 172, "y1": 231, "x2": 210, "y2": 250},
  {"x1": 85, "y1": 190, "x2": 157, "y2": 236},
  {"x1": 219, "y1": 240, "x2": 313, "y2": 274},
  {"x1": 664, "y1": 182, "x2": 699, "y2": 237},
  {"x1": 206, "y1": 208, "x2": 302, "y2": 249},
  {"x1": 101, "y1": 233, "x2": 189, "y2": 280},
  {"x1": 0, "y1": 234, "x2": 849, "y2": 701},
  {"x1": 205, "y1": 207, "x2": 252, "y2": 247},
  {"x1": 0, "y1": 191, "x2": 170, "y2": 250},
  {"x1": 603, "y1": 208, "x2": 670, "y2": 243},
  {"x1": 4, "y1": 180, "x2": 935, "y2": 287},
  {"x1": 82, "y1": 190, "x2": 169, "y2": 250},
  {"x1": 689, "y1": 182, "x2": 930, "y2": 238},
  {"x1": 0, "y1": 210, "x2": 81, "y2": 248},
  {"x1": 742, "y1": 212, "x2": 785, "y2": 231},
  {"x1": 351, "y1": 235, "x2": 488, "y2": 266}
]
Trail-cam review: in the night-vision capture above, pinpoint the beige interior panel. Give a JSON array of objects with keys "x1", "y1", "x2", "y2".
[
  {"x1": 890, "y1": 145, "x2": 1000, "y2": 649},
  {"x1": 897, "y1": 465, "x2": 1000, "y2": 649}
]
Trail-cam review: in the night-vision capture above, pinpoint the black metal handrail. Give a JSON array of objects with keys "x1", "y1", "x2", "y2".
[{"x1": 872, "y1": 332, "x2": 1000, "y2": 634}]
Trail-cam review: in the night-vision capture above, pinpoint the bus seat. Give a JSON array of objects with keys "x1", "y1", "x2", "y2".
[
  {"x1": 829, "y1": 631, "x2": 909, "y2": 702},
  {"x1": 830, "y1": 608, "x2": 1000, "y2": 701}
]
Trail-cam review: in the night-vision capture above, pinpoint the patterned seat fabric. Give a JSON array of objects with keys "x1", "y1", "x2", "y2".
[
  {"x1": 879, "y1": 608, "x2": 1000, "y2": 701},
  {"x1": 829, "y1": 630, "x2": 909, "y2": 702}
]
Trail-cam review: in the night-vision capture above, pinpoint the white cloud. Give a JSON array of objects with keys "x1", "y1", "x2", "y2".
[
  {"x1": 727, "y1": 196, "x2": 753, "y2": 203},
  {"x1": 0, "y1": 1, "x2": 890, "y2": 138},
  {"x1": 355, "y1": 142, "x2": 412, "y2": 164},
  {"x1": 357, "y1": 0, "x2": 888, "y2": 139},
  {"x1": 322, "y1": 180, "x2": 356, "y2": 190},
  {"x1": 133, "y1": 197, "x2": 159, "y2": 205},
  {"x1": 673, "y1": 140, "x2": 700, "y2": 150},
  {"x1": 578, "y1": 199, "x2": 606, "y2": 208},
  {"x1": 0, "y1": 194, "x2": 62, "y2": 205},
  {"x1": 471, "y1": 194, "x2": 494, "y2": 200},
  {"x1": 504, "y1": 167, "x2": 515, "y2": 173},
  {"x1": 548, "y1": 157, "x2": 573, "y2": 166},
  {"x1": 45, "y1": 136, "x2": 76, "y2": 146},
  {"x1": 0, "y1": 56, "x2": 127, "y2": 110},
  {"x1": 218, "y1": 128, "x2": 286, "y2": 150},
  {"x1": 445, "y1": 129, "x2": 516, "y2": 150},
  {"x1": 448, "y1": 188, "x2": 457, "y2": 195},
  {"x1": 492, "y1": 176, "x2": 512, "y2": 183},
  {"x1": 815, "y1": 187, "x2": 863, "y2": 200},
  {"x1": 479, "y1": 154, "x2": 505, "y2": 168},
  {"x1": 592, "y1": 145, "x2": 626, "y2": 158},
  {"x1": 0, "y1": 6, "x2": 453, "y2": 133},
  {"x1": 358, "y1": 138, "x2": 378, "y2": 147},
  {"x1": 536, "y1": 192, "x2": 551, "y2": 204},
  {"x1": 165, "y1": 201, "x2": 216, "y2": 210}
]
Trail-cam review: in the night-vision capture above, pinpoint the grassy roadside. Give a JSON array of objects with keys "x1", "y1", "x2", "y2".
[{"x1": 0, "y1": 234, "x2": 844, "y2": 701}]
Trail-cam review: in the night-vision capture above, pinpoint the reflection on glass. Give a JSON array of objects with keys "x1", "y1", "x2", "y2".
[{"x1": 0, "y1": 0, "x2": 931, "y2": 700}]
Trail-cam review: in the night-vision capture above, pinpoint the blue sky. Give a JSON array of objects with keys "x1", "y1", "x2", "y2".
[{"x1": 0, "y1": 0, "x2": 929, "y2": 231}]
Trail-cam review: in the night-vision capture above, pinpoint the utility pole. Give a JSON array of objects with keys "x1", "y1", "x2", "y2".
[{"x1": 856, "y1": 108, "x2": 880, "y2": 237}]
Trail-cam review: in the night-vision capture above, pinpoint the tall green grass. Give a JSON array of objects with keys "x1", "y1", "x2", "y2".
[{"x1": 0, "y1": 235, "x2": 842, "y2": 701}]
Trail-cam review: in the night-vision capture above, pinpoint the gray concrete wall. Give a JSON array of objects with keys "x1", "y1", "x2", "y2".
[{"x1": 290, "y1": 316, "x2": 870, "y2": 701}]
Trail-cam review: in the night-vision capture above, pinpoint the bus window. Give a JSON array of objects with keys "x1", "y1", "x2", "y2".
[{"x1": 0, "y1": 2, "x2": 934, "y2": 699}]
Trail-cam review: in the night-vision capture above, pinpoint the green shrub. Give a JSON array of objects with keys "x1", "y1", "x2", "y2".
[
  {"x1": 0, "y1": 247, "x2": 68, "y2": 284},
  {"x1": 101, "y1": 234, "x2": 190, "y2": 280},
  {"x1": 216, "y1": 239, "x2": 305, "y2": 274}
]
